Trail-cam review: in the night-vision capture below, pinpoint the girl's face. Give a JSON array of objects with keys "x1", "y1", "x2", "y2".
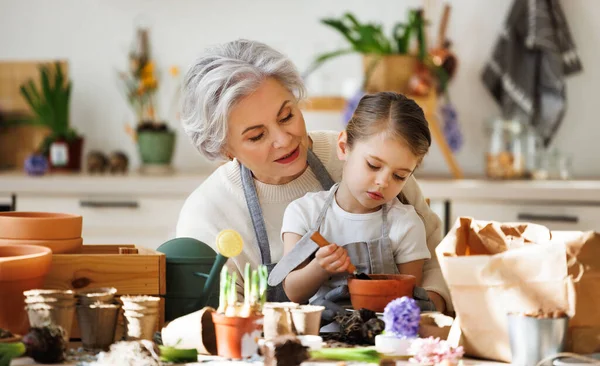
[
  {"x1": 225, "y1": 78, "x2": 310, "y2": 185},
  {"x1": 336, "y1": 130, "x2": 420, "y2": 214}
]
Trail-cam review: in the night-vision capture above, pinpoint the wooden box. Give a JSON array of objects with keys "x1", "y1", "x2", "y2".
[{"x1": 43, "y1": 244, "x2": 166, "y2": 340}]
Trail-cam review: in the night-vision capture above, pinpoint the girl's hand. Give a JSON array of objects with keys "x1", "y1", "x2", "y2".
[{"x1": 315, "y1": 243, "x2": 351, "y2": 274}]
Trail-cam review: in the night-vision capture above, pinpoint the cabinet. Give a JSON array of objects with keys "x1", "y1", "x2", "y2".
[
  {"x1": 16, "y1": 195, "x2": 186, "y2": 249},
  {"x1": 450, "y1": 201, "x2": 600, "y2": 232}
]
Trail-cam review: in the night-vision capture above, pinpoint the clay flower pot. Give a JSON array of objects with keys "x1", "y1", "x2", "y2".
[
  {"x1": 0, "y1": 244, "x2": 52, "y2": 334},
  {"x1": 0, "y1": 212, "x2": 82, "y2": 240},
  {"x1": 0, "y1": 237, "x2": 83, "y2": 254},
  {"x1": 348, "y1": 274, "x2": 416, "y2": 312},
  {"x1": 212, "y1": 313, "x2": 263, "y2": 360}
]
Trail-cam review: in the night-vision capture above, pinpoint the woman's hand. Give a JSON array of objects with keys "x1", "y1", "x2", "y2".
[{"x1": 315, "y1": 244, "x2": 351, "y2": 274}]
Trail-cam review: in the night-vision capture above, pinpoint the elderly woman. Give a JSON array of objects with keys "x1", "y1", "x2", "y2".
[{"x1": 176, "y1": 39, "x2": 451, "y2": 314}]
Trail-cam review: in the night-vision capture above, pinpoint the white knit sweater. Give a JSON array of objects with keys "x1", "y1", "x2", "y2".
[{"x1": 176, "y1": 130, "x2": 451, "y2": 309}]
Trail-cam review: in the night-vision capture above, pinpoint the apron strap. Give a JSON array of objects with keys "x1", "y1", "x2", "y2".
[{"x1": 240, "y1": 147, "x2": 335, "y2": 266}]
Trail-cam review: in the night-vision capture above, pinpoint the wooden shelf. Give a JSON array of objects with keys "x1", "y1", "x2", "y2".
[{"x1": 300, "y1": 96, "x2": 347, "y2": 111}]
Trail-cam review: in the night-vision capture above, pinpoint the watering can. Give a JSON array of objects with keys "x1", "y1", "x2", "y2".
[{"x1": 157, "y1": 230, "x2": 243, "y2": 321}]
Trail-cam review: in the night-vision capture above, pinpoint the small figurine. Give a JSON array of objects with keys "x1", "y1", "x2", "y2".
[
  {"x1": 86, "y1": 151, "x2": 108, "y2": 174},
  {"x1": 108, "y1": 151, "x2": 129, "y2": 174}
]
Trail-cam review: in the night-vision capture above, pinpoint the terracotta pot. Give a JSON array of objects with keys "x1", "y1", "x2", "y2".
[
  {"x1": 0, "y1": 212, "x2": 82, "y2": 240},
  {"x1": 347, "y1": 274, "x2": 416, "y2": 312},
  {"x1": 212, "y1": 313, "x2": 263, "y2": 359},
  {"x1": 0, "y1": 244, "x2": 52, "y2": 334},
  {"x1": 0, "y1": 237, "x2": 83, "y2": 254},
  {"x1": 161, "y1": 307, "x2": 217, "y2": 355}
]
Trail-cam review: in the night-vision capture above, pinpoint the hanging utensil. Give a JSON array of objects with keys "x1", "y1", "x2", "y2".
[{"x1": 310, "y1": 232, "x2": 371, "y2": 280}]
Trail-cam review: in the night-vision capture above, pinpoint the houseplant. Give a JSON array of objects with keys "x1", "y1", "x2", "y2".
[
  {"x1": 19, "y1": 62, "x2": 84, "y2": 172},
  {"x1": 120, "y1": 28, "x2": 177, "y2": 174},
  {"x1": 305, "y1": 10, "x2": 448, "y2": 95},
  {"x1": 212, "y1": 263, "x2": 267, "y2": 359}
]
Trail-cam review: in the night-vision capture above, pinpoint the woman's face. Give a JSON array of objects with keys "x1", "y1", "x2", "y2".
[{"x1": 225, "y1": 78, "x2": 309, "y2": 185}]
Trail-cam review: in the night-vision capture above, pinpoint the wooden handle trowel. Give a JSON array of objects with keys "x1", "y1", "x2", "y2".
[{"x1": 310, "y1": 232, "x2": 371, "y2": 280}]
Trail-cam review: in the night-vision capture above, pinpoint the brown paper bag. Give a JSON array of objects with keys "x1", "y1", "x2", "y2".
[
  {"x1": 555, "y1": 231, "x2": 600, "y2": 354},
  {"x1": 436, "y1": 217, "x2": 576, "y2": 363}
]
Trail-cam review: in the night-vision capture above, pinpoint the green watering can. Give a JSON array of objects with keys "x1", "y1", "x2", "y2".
[{"x1": 157, "y1": 230, "x2": 243, "y2": 321}]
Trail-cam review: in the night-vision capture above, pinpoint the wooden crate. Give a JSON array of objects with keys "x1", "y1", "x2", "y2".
[{"x1": 43, "y1": 244, "x2": 166, "y2": 339}]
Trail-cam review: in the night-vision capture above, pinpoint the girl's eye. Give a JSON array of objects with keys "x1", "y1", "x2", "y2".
[
  {"x1": 393, "y1": 174, "x2": 407, "y2": 181},
  {"x1": 279, "y1": 113, "x2": 294, "y2": 123},
  {"x1": 367, "y1": 162, "x2": 379, "y2": 170},
  {"x1": 248, "y1": 133, "x2": 264, "y2": 142}
]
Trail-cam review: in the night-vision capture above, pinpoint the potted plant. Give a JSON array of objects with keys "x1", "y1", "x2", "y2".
[
  {"x1": 19, "y1": 62, "x2": 84, "y2": 172},
  {"x1": 211, "y1": 263, "x2": 267, "y2": 360},
  {"x1": 305, "y1": 10, "x2": 449, "y2": 96},
  {"x1": 119, "y1": 28, "x2": 178, "y2": 174}
]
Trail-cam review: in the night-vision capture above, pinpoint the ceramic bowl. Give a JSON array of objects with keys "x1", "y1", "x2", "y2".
[
  {"x1": 0, "y1": 212, "x2": 82, "y2": 240},
  {"x1": 347, "y1": 274, "x2": 416, "y2": 312},
  {"x1": 0, "y1": 244, "x2": 53, "y2": 334}
]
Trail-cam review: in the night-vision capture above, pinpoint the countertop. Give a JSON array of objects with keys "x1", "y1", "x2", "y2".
[{"x1": 2, "y1": 170, "x2": 600, "y2": 203}]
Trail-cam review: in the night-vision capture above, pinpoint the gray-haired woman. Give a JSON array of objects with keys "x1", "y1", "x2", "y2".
[{"x1": 176, "y1": 39, "x2": 451, "y2": 315}]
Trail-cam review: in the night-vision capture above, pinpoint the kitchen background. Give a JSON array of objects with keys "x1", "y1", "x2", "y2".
[{"x1": 0, "y1": 0, "x2": 596, "y2": 178}]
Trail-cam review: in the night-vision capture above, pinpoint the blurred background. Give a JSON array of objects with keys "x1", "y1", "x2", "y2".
[{"x1": 0, "y1": 0, "x2": 595, "y2": 178}]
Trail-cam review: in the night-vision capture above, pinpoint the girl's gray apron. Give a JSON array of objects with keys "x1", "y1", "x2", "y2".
[
  {"x1": 268, "y1": 183, "x2": 399, "y2": 321},
  {"x1": 240, "y1": 149, "x2": 335, "y2": 302}
]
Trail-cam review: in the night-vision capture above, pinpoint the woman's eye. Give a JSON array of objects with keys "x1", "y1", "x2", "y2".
[
  {"x1": 393, "y1": 174, "x2": 407, "y2": 181},
  {"x1": 248, "y1": 133, "x2": 264, "y2": 142},
  {"x1": 279, "y1": 113, "x2": 294, "y2": 123},
  {"x1": 367, "y1": 162, "x2": 379, "y2": 170}
]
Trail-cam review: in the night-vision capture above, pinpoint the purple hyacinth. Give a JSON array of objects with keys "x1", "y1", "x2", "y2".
[
  {"x1": 382, "y1": 297, "x2": 421, "y2": 338},
  {"x1": 440, "y1": 100, "x2": 463, "y2": 153},
  {"x1": 342, "y1": 90, "x2": 365, "y2": 126}
]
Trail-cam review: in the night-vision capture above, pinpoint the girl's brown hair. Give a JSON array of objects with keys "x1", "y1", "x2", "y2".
[{"x1": 346, "y1": 92, "x2": 431, "y2": 162}]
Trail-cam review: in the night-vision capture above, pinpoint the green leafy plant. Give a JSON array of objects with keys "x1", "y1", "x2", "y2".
[
  {"x1": 305, "y1": 10, "x2": 448, "y2": 92},
  {"x1": 19, "y1": 62, "x2": 79, "y2": 154}
]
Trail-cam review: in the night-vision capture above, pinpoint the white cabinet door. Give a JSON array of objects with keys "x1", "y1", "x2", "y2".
[
  {"x1": 450, "y1": 201, "x2": 600, "y2": 232},
  {"x1": 16, "y1": 195, "x2": 186, "y2": 249}
]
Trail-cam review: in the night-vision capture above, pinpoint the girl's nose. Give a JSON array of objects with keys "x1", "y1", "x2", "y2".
[{"x1": 375, "y1": 173, "x2": 389, "y2": 188}]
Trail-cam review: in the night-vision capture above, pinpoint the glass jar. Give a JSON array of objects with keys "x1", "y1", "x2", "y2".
[{"x1": 485, "y1": 118, "x2": 526, "y2": 179}]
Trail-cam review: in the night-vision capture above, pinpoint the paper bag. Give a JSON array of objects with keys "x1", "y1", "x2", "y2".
[
  {"x1": 556, "y1": 230, "x2": 600, "y2": 354},
  {"x1": 436, "y1": 217, "x2": 575, "y2": 363}
]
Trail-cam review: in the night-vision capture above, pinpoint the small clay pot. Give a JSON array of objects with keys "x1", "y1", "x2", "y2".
[
  {"x1": 0, "y1": 237, "x2": 83, "y2": 254},
  {"x1": 76, "y1": 287, "x2": 117, "y2": 305},
  {"x1": 161, "y1": 307, "x2": 217, "y2": 355},
  {"x1": 290, "y1": 305, "x2": 325, "y2": 336},
  {"x1": 0, "y1": 244, "x2": 52, "y2": 335},
  {"x1": 212, "y1": 313, "x2": 263, "y2": 360},
  {"x1": 348, "y1": 274, "x2": 416, "y2": 312},
  {"x1": 0, "y1": 212, "x2": 82, "y2": 240}
]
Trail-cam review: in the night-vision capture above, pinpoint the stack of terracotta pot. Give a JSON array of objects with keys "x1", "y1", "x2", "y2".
[
  {"x1": 0, "y1": 212, "x2": 83, "y2": 335},
  {"x1": 0, "y1": 212, "x2": 83, "y2": 254}
]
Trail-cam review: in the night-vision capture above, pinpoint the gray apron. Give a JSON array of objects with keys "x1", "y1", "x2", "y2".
[
  {"x1": 240, "y1": 149, "x2": 334, "y2": 302},
  {"x1": 268, "y1": 183, "x2": 399, "y2": 318}
]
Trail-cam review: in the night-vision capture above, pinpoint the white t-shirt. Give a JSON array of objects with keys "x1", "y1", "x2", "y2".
[{"x1": 281, "y1": 185, "x2": 431, "y2": 265}]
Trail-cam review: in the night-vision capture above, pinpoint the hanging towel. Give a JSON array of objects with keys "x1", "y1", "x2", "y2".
[{"x1": 482, "y1": 0, "x2": 582, "y2": 147}]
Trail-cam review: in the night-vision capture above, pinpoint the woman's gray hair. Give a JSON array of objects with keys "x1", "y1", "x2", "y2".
[{"x1": 181, "y1": 39, "x2": 306, "y2": 160}]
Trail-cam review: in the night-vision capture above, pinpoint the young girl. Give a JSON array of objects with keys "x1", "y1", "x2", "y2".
[{"x1": 268, "y1": 92, "x2": 432, "y2": 316}]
